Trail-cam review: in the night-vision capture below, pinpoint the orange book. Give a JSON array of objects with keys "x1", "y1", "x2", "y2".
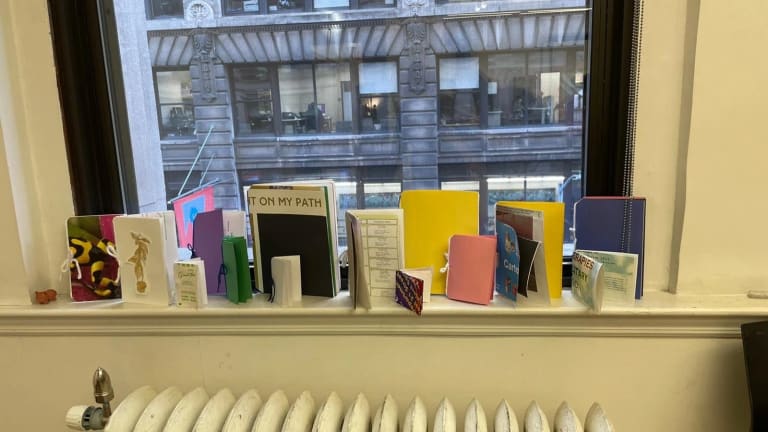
[{"x1": 445, "y1": 235, "x2": 497, "y2": 305}]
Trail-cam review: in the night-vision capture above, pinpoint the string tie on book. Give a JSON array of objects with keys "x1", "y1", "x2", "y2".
[
  {"x1": 217, "y1": 263, "x2": 228, "y2": 293},
  {"x1": 439, "y1": 251, "x2": 449, "y2": 274},
  {"x1": 60, "y1": 249, "x2": 82, "y2": 281}
]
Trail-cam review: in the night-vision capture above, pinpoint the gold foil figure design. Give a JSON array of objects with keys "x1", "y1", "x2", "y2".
[{"x1": 127, "y1": 232, "x2": 151, "y2": 293}]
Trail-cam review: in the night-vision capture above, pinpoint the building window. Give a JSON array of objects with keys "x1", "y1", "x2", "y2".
[
  {"x1": 232, "y1": 66, "x2": 275, "y2": 135},
  {"x1": 359, "y1": 61, "x2": 399, "y2": 133},
  {"x1": 267, "y1": 0, "x2": 309, "y2": 13},
  {"x1": 155, "y1": 70, "x2": 195, "y2": 138},
  {"x1": 439, "y1": 57, "x2": 480, "y2": 127},
  {"x1": 148, "y1": 0, "x2": 184, "y2": 19},
  {"x1": 224, "y1": 0, "x2": 262, "y2": 14},
  {"x1": 277, "y1": 63, "x2": 351, "y2": 134},
  {"x1": 357, "y1": 0, "x2": 396, "y2": 8}
]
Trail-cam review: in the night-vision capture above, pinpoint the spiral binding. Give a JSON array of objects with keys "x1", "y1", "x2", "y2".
[{"x1": 620, "y1": 0, "x2": 645, "y2": 254}]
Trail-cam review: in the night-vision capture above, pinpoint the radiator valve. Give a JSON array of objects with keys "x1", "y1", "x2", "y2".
[{"x1": 65, "y1": 367, "x2": 114, "y2": 431}]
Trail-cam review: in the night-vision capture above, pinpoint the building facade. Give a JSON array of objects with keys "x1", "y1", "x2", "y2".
[{"x1": 114, "y1": 0, "x2": 586, "y2": 233}]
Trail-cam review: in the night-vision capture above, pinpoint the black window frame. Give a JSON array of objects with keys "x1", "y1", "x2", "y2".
[{"x1": 48, "y1": 0, "x2": 636, "y2": 215}]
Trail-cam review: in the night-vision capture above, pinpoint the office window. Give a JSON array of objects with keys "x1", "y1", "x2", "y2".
[
  {"x1": 359, "y1": 62, "x2": 399, "y2": 133},
  {"x1": 267, "y1": 0, "x2": 308, "y2": 12},
  {"x1": 278, "y1": 63, "x2": 351, "y2": 134},
  {"x1": 155, "y1": 70, "x2": 194, "y2": 138},
  {"x1": 358, "y1": 0, "x2": 395, "y2": 7},
  {"x1": 224, "y1": 0, "x2": 261, "y2": 14},
  {"x1": 148, "y1": 0, "x2": 184, "y2": 18},
  {"x1": 315, "y1": 0, "x2": 350, "y2": 8},
  {"x1": 232, "y1": 66, "x2": 275, "y2": 135},
  {"x1": 439, "y1": 57, "x2": 480, "y2": 127}
]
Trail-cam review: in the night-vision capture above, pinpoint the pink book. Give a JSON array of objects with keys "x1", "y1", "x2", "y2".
[{"x1": 445, "y1": 234, "x2": 497, "y2": 305}]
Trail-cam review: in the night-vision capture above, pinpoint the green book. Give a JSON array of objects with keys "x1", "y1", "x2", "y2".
[{"x1": 223, "y1": 236, "x2": 252, "y2": 303}]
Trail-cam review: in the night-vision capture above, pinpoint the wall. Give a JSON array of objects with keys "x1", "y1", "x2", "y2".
[{"x1": 0, "y1": 0, "x2": 764, "y2": 431}]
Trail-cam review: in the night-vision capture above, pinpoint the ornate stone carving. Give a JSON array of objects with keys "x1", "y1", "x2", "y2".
[
  {"x1": 403, "y1": 0, "x2": 426, "y2": 16},
  {"x1": 192, "y1": 31, "x2": 217, "y2": 103},
  {"x1": 185, "y1": 0, "x2": 214, "y2": 25},
  {"x1": 406, "y1": 20, "x2": 428, "y2": 94}
]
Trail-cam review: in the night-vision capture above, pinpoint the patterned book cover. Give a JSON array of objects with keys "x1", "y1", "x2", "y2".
[
  {"x1": 495, "y1": 220, "x2": 520, "y2": 301},
  {"x1": 66, "y1": 215, "x2": 121, "y2": 301},
  {"x1": 395, "y1": 270, "x2": 424, "y2": 315}
]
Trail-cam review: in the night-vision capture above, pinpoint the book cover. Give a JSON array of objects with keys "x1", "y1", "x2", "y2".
[
  {"x1": 114, "y1": 214, "x2": 174, "y2": 305},
  {"x1": 345, "y1": 209, "x2": 404, "y2": 309},
  {"x1": 247, "y1": 185, "x2": 337, "y2": 297},
  {"x1": 578, "y1": 249, "x2": 638, "y2": 304},
  {"x1": 499, "y1": 201, "x2": 564, "y2": 298},
  {"x1": 172, "y1": 185, "x2": 214, "y2": 248},
  {"x1": 445, "y1": 234, "x2": 496, "y2": 305},
  {"x1": 174, "y1": 259, "x2": 207, "y2": 308},
  {"x1": 395, "y1": 270, "x2": 424, "y2": 315},
  {"x1": 66, "y1": 214, "x2": 122, "y2": 302},
  {"x1": 223, "y1": 236, "x2": 252, "y2": 303},
  {"x1": 400, "y1": 190, "x2": 479, "y2": 295},
  {"x1": 573, "y1": 197, "x2": 646, "y2": 298},
  {"x1": 495, "y1": 221, "x2": 520, "y2": 301},
  {"x1": 193, "y1": 209, "x2": 225, "y2": 296},
  {"x1": 571, "y1": 251, "x2": 605, "y2": 312},
  {"x1": 495, "y1": 204, "x2": 550, "y2": 301}
]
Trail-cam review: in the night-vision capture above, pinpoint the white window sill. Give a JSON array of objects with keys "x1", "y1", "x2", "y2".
[{"x1": 0, "y1": 291, "x2": 765, "y2": 337}]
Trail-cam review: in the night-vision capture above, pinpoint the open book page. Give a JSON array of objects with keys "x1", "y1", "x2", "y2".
[{"x1": 578, "y1": 250, "x2": 637, "y2": 304}]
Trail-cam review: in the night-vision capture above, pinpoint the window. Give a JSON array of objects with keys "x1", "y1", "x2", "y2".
[
  {"x1": 225, "y1": 0, "x2": 262, "y2": 14},
  {"x1": 148, "y1": 0, "x2": 184, "y2": 19},
  {"x1": 232, "y1": 66, "x2": 275, "y2": 135},
  {"x1": 359, "y1": 62, "x2": 399, "y2": 132},
  {"x1": 155, "y1": 70, "x2": 195, "y2": 138},
  {"x1": 52, "y1": 0, "x2": 641, "y2": 268},
  {"x1": 439, "y1": 57, "x2": 480, "y2": 127}
]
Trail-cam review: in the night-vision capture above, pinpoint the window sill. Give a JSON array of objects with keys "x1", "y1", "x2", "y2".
[{"x1": 0, "y1": 291, "x2": 764, "y2": 337}]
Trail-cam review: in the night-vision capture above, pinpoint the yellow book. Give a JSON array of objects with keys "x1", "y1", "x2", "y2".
[
  {"x1": 401, "y1": 190, "x2": 479, "y2": 294},
  {"x1": 498, "y1": 201, "x2": 564, "y2": 299}
]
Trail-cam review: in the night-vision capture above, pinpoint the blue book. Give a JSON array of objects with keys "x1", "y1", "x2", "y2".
[
  {"x1": 495, "y1": 221, "x2": 520, "y2": 301},
  {"x1": 573, "y1": 197, "x2": 646, "y2": 299}
]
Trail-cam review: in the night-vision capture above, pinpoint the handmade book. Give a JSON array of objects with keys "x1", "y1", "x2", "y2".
[
  {"x1": 495, "y1": 204, "x2": 550, "y2": 304},
  {"x1": 174, "y1": 259, "x2": 207, "y2": 308},
  {"x1": 222, "y1": 210, "x2": 247, "y2": 238},
  {"x1": 222, "y1": 236, "x2": 252, "y2": 303},
  {"x1": 400, "y1": 190, "x2": 479, "y2": 295},
  {"x1": 395, "y1": 270, "x2": 424, "y2": 315},
  {"x1": 499, "y1": 201, "x2": 564, "y2": 299},
  {"x1": 193, "y1": 209, "x2": 225, "y2": 296},
  {"x1": 247, "y1": 184, "x2": 338, "y2": 297},
  {"x1": 172, "y1": 185, "x2": 214, "y2": 248},
  {"x1": 444, "y1": 234, "x2": 496, "y2": 305},
  {"x1": 65, "y1": 214, "x2": 122, "y2": 302},
  {"x1": 573, "y1": 197, "x2": 646, "y2": 298},
  {"x1": 399, "y1": 267, "x2": 433, "y2": 303},
  {"x1": 345, "y1": 209, "x2": 405, "y2": 309},
  {"x1": 577, "y1": 249, "x2": 638, "y2": 304},
  {"x1": 114, "y1": 212, "x2": 177, "y2": 305},
  {"x1": 270, "y1": 255, "x2": 302, "y2": 306},
  {"x1": 571, "y1": 251, "x2": 605, "y2": 312},
  {"x1": 495, "y1": 221, "x2": 520, "y2": 301}
]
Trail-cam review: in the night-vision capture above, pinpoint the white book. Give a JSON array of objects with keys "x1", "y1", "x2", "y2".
[
  {"x1": 114, "y1": 212, "x2": 177, "y2": 305},
  {"x1": 222, "y1": 210, "x2": 246, "y2": 237},
  {"x1": 174, "y1": 259, "x2": 208, "y2": 308},
  {"x1": 345, "y1": 209, "x2": 405, "y2": 309}
]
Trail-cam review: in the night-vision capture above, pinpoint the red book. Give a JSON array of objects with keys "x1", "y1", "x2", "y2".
[{"x1": 445, "y1": 235, "x2": 497, "y2": 305}]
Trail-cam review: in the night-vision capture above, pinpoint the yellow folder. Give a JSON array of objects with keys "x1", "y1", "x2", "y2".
[
  {"x1": 401, "y1": 190, "x2": 479, "y2": 294},
  {"x1": 498, "y1": 201, "x2": 564, "y2": 299}
]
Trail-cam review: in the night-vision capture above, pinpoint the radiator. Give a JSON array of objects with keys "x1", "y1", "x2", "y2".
[{"x1": 65, "y1": 370, "x2": 616, "y2": 432}]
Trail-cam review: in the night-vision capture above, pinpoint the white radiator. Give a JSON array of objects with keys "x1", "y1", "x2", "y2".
[{"x1": 66, "y1": 376, "x2": 616, "y2": 432}]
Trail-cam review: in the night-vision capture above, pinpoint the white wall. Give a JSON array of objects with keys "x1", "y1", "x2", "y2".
[{"x1": 0, "y1": 0, "x2": 765, "y2": 431}]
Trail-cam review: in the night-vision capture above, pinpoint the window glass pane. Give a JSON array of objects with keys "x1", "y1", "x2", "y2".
[
  {"x1": 360, "y1": 62, "x2": 398, "y2": 94},
  {"x1": 149, "y1": 0, "x2": 184, "y2": 18},
  {"x1": 315, "y1": 63, "x2": 351, "y2": 133},
  {"x1": 156, "y1": 70, "x2": 194, "y2": 138},
  {"x1": 268, "y1": 0, "x2": 305, "y2": 12},
  {"x1": 278, "y1": 64, "x2": 314, "y2": 134},
  {"x1": 359, "y1": 0, "x2": 396, "y2": 7},
  {"x1": 439, "y1": 57, "x2": 479, "y2": 89},
  {"x1": 233, "y1": 66, "x2": 274, "y2": 135},
  {"x1": 226, "y1": 0, "x2": 260, "y2": 13},
  {"x1": 315, "y1": 0, "x2": 350, "y2": 8},
  {"x1": 363, "y1": 183, "x2": 401, "y2": 208},
  {"x1": 360, "y1": 95, "x2": 399, "y2": 132}
]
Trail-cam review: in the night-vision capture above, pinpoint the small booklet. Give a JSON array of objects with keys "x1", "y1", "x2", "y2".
[
  {"x1": 345, "y1": 209, "x2": 405, "y2": 309},
  {"x1": 577, "y1": 250, "x2": 638, "y2": 304},
  {"x1": 222, "y1": 236, "x2": 252, "y2": 304},
  {"x1": 395, "y1": 270, "x2": 425, "y2": 315},
  {"x1": 174, "y1": 259, "x2": 208, "y2": 308},
  {"x1": 445, "y1": 234, "x2": 496, "y2": 305},
  {"x1": 65, "y1": 214, "x2": 122, "y2": 302},
  {"x1": 571, "y1": 251, "x2": 605, "y2": 311},
  {"x1": 495, "y1": 221, "x2": 520, "y2": 301},
  {"x1": 496, "y1": 204, "x2": 550, "y2": 304}
]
